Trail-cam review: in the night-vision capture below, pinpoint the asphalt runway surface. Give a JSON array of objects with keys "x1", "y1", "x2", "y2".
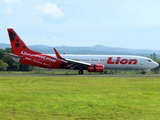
[{"x1": 0, "y1": 73, "x2": 160, "y2": 77}]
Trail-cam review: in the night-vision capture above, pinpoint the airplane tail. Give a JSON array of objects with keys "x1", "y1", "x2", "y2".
[{"x1": 7, "y1": 28, "x2": 41, "y2": 55}]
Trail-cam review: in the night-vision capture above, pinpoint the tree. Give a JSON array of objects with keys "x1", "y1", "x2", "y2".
[
  {"x1": 3, "y1": 48, "x2": 33, "y2": 71},
  {"x1": 150, "y1": 54, "x2": 153, "y2": 59},
  {"x1": 2, "y1": 55, "x2": 19, "y2": 71},
  {"x1": 0, "y1": 49, "x2": 4, "y2": 59},
  {"x1": 153, "y1": 53, "x2": 157, "y2": 60},
  {"x1": 5, "y1": 48, "x2": 12, "y2": 53},
  {"x1": 149, "y1": 53, "x2": 160, "y2": 73},
  {"x1": 19, "y1": 64, "x2": 34, "y2": 71},
  {"x1": 0, "y1": 60, "x2": 8, "y2": 71}
]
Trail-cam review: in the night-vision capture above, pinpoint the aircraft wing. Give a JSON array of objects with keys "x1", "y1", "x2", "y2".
[{"x1": 53, "y1": 48, "x2": 91, "y2": 70}]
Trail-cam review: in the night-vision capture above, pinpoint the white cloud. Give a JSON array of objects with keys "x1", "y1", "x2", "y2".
[
  {"x1": 35, "y1": 2, "x2": 64, "y2": 18},
  {"x1": 4, "y1": 0, "x2": 22, "y2": 4},
  {"x1": 3, "y1": 8, "x2": 13, "y2": 14}
]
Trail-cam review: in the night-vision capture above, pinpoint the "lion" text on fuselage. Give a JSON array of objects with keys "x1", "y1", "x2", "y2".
[{"x1": 107, "y1": 57, "x2": 137, "y2": 65}]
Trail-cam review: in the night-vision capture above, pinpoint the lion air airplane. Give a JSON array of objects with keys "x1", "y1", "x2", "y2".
[{"x1": 7, "y1": 28, "x2": 159, "y2": 74}]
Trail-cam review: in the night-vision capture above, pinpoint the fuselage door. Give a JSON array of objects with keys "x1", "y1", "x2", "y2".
[{"x1": 140, "y1": 59, "x2": 143, "y2": 65}]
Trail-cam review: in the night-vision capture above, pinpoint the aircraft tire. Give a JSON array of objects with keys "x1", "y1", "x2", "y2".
[
  {"x1": 142, "y1": 71, "x2": 146, "y2": 75},
  {"x1": 78, "y1": 70, "x2": 83, "y2": 74}
]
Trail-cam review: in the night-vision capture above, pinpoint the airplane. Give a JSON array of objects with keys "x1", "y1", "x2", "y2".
[{"x1": 6, "y1": 28, "x2": 159, "y2": 75}]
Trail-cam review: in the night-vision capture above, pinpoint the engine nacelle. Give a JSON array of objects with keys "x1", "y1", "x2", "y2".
[{"x1": 88, "y1": 64, "x2": 104, "y2": 72}]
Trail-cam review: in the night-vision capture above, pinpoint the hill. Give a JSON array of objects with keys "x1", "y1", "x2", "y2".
[{"x1": 1, "y1": 43, "x2": 160, "y2": 57}]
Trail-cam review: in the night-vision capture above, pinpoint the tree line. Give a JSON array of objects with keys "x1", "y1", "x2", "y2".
[
  {"x1": 0, "y1": 48, "x2": 33, "y2": 71},
  {"x1": 149, "y1": 53, "x2": 160, "y2": 72}
]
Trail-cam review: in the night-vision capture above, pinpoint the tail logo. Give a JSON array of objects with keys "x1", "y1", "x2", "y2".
[
  {"x1": 9, "y1": 30, "x2": 21, "y2": 48},
  {"x1": 15, "y1": 43, "x2": 20, "y2": 48},
  {"x1": 8, "y1": 28, "x2": 42, "y2": 55},
  {"x1": 8, "y1": 31, "x2": 16, "y2": 41}
]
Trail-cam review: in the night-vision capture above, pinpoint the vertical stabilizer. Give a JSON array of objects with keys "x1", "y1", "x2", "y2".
[{"x1": 7, "y1": 28, "x2": 41, "y2": 55}]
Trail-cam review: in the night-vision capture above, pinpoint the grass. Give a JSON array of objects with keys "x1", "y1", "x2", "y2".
[
  {"x1": 0, "y1": 76, "x2": 160, "y2": 119},
  {"x1": 0, "y1": 69, "x2": 158, "y2": 75}
]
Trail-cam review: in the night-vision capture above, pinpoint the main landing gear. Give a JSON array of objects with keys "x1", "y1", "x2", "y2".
[
  {"x1": 78, "y1": 70, "x2": 84, "y2": 74},
  {"x1": 142, "y1": 71, "x2": 146, "y2": 75}
]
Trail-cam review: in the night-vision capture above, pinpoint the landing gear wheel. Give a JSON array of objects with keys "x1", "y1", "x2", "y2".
[
  {"x1": 155, "y1": 71, "x2": 158, "y2": 74},
  {"x1": 142, "y1": 71, "x2": 146, "y2": 75},
  {"x1": 78, "y1": 70, "x2": 83, "y2": 74}
]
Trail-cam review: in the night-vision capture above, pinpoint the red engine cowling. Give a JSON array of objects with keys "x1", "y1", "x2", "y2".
[{"x1": 88, "y1": 64, "x2": 104, "y2": 72}]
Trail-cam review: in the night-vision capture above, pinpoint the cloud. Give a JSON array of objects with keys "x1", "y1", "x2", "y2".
[
  {"x1": 35, "y1": 2, "x2": 64, "y2": 18},
  {"x1": 3, "y1": 8, "x2": 13, "y2": 14},
  {"x1": 4, "y1": 0, "x2": 22, "y2": 4}
]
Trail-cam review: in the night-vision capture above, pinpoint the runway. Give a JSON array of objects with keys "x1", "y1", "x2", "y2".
[{"x1": 0, "y1": 73, "x2": 160, "y2": 77}]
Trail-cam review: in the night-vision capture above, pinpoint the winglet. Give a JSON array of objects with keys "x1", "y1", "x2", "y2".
[{"x1": 53, "y1": 48, "x2": 62, "y2": 59}]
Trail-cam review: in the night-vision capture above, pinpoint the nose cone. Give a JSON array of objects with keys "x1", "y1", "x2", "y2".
[{"x1": 153, "y1": 62, "x2": 159, "y2": 68}]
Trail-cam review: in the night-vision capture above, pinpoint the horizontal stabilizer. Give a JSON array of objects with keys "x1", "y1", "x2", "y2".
[{"x1": 4, "y1": 52, "x2": 23, "y2": 58}]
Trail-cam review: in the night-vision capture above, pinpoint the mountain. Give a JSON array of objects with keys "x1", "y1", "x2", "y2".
[
  {"x1": 1, "y1": 43, "x2": 160, "y2": 57},
  {"x1": 0, "y1": 43, "x2": 10, "y2": 50},
  {"x1": 29, "y1": 45, "x2": 160, "y2": 57}
]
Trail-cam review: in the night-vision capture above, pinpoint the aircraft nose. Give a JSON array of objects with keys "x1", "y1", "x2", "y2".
[{"x1": 154, "y1": 62, "x2": 159, "y2": 68}]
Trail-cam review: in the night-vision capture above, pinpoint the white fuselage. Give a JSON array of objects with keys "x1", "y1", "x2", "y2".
[{"x1": 50, "y1": 54, "x2": 159, "y2": 71}]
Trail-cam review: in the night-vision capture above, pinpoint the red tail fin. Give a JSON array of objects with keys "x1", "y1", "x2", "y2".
[{"x1": 7, "y1": 28, "x2": 41, "y2": 55}]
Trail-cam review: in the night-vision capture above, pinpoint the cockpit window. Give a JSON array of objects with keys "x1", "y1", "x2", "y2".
[{"x1": 148, "y1": 60, "x2": 152, "y2": 62}]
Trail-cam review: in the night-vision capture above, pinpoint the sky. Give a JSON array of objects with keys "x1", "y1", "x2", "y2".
[{"x1": 1, "y1": 0, "x2": 160, "y2": 50}]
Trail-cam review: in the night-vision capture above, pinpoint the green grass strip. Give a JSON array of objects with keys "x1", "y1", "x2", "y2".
[{"x1": 0, "y1": 76, "x2": 160, "y2": 119}]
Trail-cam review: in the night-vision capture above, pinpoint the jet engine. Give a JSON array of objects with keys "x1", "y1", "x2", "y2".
[{"x1": 88, "y1": 64, "x2": 104, "y2": 72}]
